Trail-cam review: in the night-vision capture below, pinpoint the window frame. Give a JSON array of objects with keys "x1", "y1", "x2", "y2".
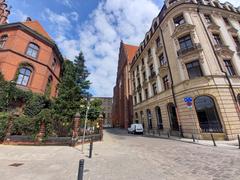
[
  {"x1": 25, "y1": 42, "x2": 40, "y2": 59},
  {"x1": 16, "y1": 66, "x2": 32, "y2": 87},
  {"x1": 186, "y1": 60, "x2": 203, "y2": 79},
  {"x1": 224, "y1": 59, "x2": 236, "y2": 76}
]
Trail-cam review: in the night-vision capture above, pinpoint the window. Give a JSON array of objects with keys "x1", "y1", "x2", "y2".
[
  {"x1": 134, "y1": 96, "x2": 137, "y2": 104},
  {"x1": 212, "y1": 33, "x2": 223, "y2": 45},
  {"x1": 163, "y1": 75, "x2": 170, "y2": 90},
  {"x1": 154, "y1": 22, "x2": 158, "y2": 31},
  {"x1": 137, "y1": 77, "x2": 141, "y2": 86},
  {"x1": 0, "y1": 34, "x2": 8, "y2": 48},
  {"x1": 178, "y1": 35, "x2": 193, "y2": 51},
  {"x1": 186, "y1": 60, "x2": 203, "y2": 79},
  {"x1": 155, "y1": 106, "x2": 163, "y2": 129},
  {"x1": 159, "y1": 54, "x2": 167, "y2": 66},
  {"x1": 139, "y1": 92, "x2": 142, "y2": 102},
  {"x1": 52, "y1": 58, "x2": 57, "y2": 70},
  {"x1": 173, "y1": 14, "x2": 185, "y2": 27},
  {"x1": 141, "y1": 58, "x2": 144, "y2": 66},
  {"x1": 137, "y1": 65, "x2": 139, "y2": 72},
  {"x1": 213, "y1": 1, "x2": 219, "y2": 8},
  {"x1": 143, "y1": 71, "x2": 146, "y2": 81},
  {"x1": 152, "y1": 83, "x2": 157, "y2": 95},
  {"x1": 224, "y1": 60, "x2": 235, "y2": 76},
  {"x1": 169, "y1": 0, "x2": 177, "y2": 5},
  {"x1": 204, "y1": 14, "x2": 212, "y2": 24},
  {"x1": 156, "y1": 37, "x2": 161, "y2": 48},
  {"x1": 16, "y1": 67, "x2": 32, "y2": 86},
  {"x1": 168, "y1": 103, "x2": 179, "y2": 131},
  {"x1": 232, "y1": 36, "x2": 240, "y2": 47},
  {"x1": 223, "y1": 17, "x2": 230, "y2": 26},
  {"x1": 45, "y1": 76, "x2": 53, "y2": 97},
  {"x1": 148, "y1": 48, "x2": 152, "y2": 58},
  {"x1": 149, "y1": 64, "x2": 155, "y2": 75},
  {"x1": 195, "y1": 96, "x2": 222, "y2": 133},
  {"x1": 26, "y1": 43, "x2": 39, "y2": 58},
  {"x1": 145, "y1": 88, "x2": 148, "y2": 99},
  {"x1": 146, "y1": 109, "x2": 152, "y2": 129}
]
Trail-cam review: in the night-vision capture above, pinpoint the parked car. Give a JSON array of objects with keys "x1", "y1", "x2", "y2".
[{"x1": 128, "y1": 123, "x2": 144, "y2": 134}]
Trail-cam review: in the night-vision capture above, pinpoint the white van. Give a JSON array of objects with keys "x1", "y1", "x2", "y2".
[{"x1": 128, "y1": 123, "x2": 144, "y2": 134}]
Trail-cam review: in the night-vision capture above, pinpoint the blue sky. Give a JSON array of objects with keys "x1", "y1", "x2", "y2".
[{"x1": 7, "y1": 0, "x2": 239, "y2": 97}]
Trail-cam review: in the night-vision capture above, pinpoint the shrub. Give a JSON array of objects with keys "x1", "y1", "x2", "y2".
[
  {"x1": 0, "y1": 112, "x2": 9, "y2": 141},
  {"x1": 11, "y1": 115, "x2": 35, "y2": 136}
]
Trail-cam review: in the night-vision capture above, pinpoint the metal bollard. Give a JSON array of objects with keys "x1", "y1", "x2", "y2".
[
  {"x1": 78, "y1": 159, "x2": 84, "y2": 180},
  {"x1": 89, "y1": 139, "x2": 93, "y2": 158},
  {"x1": 210, "y1": 133, "x2": 216, "y2": 147},
  {"x1": 192, "y1": 134, "x2": 195, "y2": 143},
  {"x1": 238, "y1": 135, "x2": 240, "y2": 149}
]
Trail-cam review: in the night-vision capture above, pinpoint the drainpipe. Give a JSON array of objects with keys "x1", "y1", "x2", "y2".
[
  {"x1": 160, "y1": 27, "x2": 183, "y2": 137},
  {"x1": 196, "y1": 5, "x2": 240, "y2": 113}
]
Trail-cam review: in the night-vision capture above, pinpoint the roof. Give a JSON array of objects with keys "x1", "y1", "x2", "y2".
[
  {"x1": 122, "y1": 43, "x2": 138, "y2": 63},
  {"x1": 22, "y1": 20, "x2": 52, "y2": 40}
]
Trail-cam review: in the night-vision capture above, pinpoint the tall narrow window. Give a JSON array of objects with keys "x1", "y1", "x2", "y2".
[
  {"x1": 149, "y1": 64, "x2": 155, "y2": 75},
  {"x1": 163, "y1": 75, "x2": 170, "y2": 90},
  {"x1": 159, "y1": 53, "x2": 167, "y2": 66},
  {"x1": 173, "y1": 14, "x2": 185, "y2": 26},
  {"x1": 0, "y1": 34, "x2": 8, "y2": 48},
  {"x1": 212, "y1": 33, "x2": 223, "y2": 45},
  {"x1": 143, "y1": 71, "x2": 146, "y2": 81},
  {"x1": 224, "y1": 60, "x2": 235, "y2": 76},
  {"x1": 178, "y1": 35, "x2": 193, "y2": 51},
  {"x1": 26, "y1": 43, "x2": 39, "y2": 58},
  {"x1": 16, "y1": 67, "x2": 32, "y2": 86},
  {"x1": 145, "y1": 88, "x2": 148, "y2": 99},
  {"x1": 141, "y1": 58, "x2": 144, "y2": 66},
  {"x1": 146, "y1": 109, "x2": 152, "y2": 129},
  {"x1": 186, "y1": 60, "x2": 203, "y2": 79},
  {"x1": 139, "y1": 92, "x2": 142, "y2": 102},
  {"x1": 148, "y1": 48, "x2": 152, "y2": 58},
  {"x1": 155, "y1": 106, "x2": 163, "y2": 129},
  {"x1": 156, "y1": 37, "x2": 161, "y2": 48},
  {"x1": 152, "y1": 83, "x2": 157, "y2": 95}
]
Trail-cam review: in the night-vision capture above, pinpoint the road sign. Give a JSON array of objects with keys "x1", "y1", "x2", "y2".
[{"x1": 184, "y1": 97, "x2": 193, "y2": 109}]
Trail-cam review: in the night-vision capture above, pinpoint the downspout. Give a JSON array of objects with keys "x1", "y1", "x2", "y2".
[
  {"x1": 196, "y1": 5, "x2": 240, "y2": 113},
  {"x1": 160, "y1": 27, "x2": 183, "y2": 137}
]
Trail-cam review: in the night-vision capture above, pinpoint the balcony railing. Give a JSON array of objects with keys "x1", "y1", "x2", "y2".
[{"x1": 177, "y1": 43, "x2": 202, "y2": 57}]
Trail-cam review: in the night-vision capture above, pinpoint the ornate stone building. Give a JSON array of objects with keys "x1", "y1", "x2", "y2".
[
  {"x1": 130, "y1": 0, "x2": 240, "y2": 140},
  {"x1": 112, "y1": 41, "x2": 138, "y2": 128},
  {"x1": 0, "y1": 1, "x2": 63, "y2": 98}
]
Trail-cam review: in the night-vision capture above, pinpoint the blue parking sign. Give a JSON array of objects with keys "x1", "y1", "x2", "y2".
[{"x1": 184, "y1": 97, "x2": 192, "y2": 103}]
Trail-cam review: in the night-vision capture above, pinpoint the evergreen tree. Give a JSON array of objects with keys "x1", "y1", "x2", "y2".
[{"x1": 74, "y1": 52, "x2": 91, "y2": 97}]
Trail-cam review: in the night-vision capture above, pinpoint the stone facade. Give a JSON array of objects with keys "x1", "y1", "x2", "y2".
[
  {"x1": 0, "y1": 17, "x2": 63, "y2": 97},
  {"x1": 112, "y1": 41, "x2": 138, "y2": 128},
  {"x1": 130, "y1": 0, "x2": 240, "y2": 140}
]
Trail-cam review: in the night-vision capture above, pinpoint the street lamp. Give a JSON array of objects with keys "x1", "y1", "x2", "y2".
[{"x1": 81, "y1": 96, "x2": 91, "y2": 153}]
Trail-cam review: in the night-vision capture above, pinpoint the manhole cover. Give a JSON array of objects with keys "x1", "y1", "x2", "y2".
[{"x1": 9, "y1": 163, "x2": 24, "y2": 167}]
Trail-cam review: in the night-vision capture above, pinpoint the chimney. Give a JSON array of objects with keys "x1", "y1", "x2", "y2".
[
  {"x1": 0, "y1": 1, "x2": 9, "y2": 25},
  {"x1": 26, "y1": 17, "x2": 32, "y2": 22}
]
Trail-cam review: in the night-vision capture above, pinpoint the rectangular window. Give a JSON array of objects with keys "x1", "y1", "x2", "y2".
[
  {"x1": 178, "y1": 35, "x2": 193, "y2": 51},
  {"x1": 204, "y1": 14, "x2": 212, "y2": 24},
  {"x1": 186, "y1": 60, "x2": 203, "y2": 79},
  {"x1": 152, "y1": 83, "x2": 157, "y2": 95},
  {"x1": 224, "y1": 60, "x2": 235, "y2": 76},
  {"x1": 159, "y1": 54, "x2": 167, "y2": 66},
  {"x1": 163, "y1": 75, "x2": 170, "y2": 90},
  {"x1": 139, "y1": 92, "x2": 142, "y2": 102},
  {"x1": 137, "y1": 78, "x2": 141, "y2": 86},
  {"x1": 156, "y1": 37, "x2": 161, "y2": 48},
  {"x1": 223, "y1": 17, "x2": 230, "y2": 26},
  {"x1": 145, "y1": 89, "x2": 148, "y2": 99},
  {"x1": 149, "y1": 64, "x2": 155, "y2": 75},
  {"x1": 134, "y1": 96, "x2": 137, "y2": 105},
  {"x1": 143, "y1": 71, "x2": 146, "y2": 81},
  {"x1": 148, "y1": 48, "x2": 152, "y2": 57},
  {"x1": 232, "y1": 36, "x2": 240, "y2": 47},
  {"x1": 212, "y1": 33, "x2": 223, "y2": 45},
  {"x1": 173, "y1": 14, "x2": 185, "y2": 26},
  {"x1": 141, "y1": 58, "x2": 144, "y2": 66}
]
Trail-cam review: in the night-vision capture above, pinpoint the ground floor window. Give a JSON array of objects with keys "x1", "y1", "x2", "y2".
[
  {"x1": 146, "y1": 109, "x2": 152, "y2": 129},
  {"x1": 167, "y1": 103, "x2": 179, "y2": 131},
  {"x1": 155, "y1": 106, "x2": 163, "y2": 129},
  {"x1": 194, "y1": 96, "x2": 223, "y2": 133}
]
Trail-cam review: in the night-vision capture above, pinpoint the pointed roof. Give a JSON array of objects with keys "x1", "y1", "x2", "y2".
[
  {"x1": 22, "y1": 20, "x2": 52, "y2": 40},
  {"x1": 122, "y1": 43, "x2": 138, "y2": 63}
]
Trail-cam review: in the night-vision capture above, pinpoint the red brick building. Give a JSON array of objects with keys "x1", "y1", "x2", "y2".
[
  {"x1": 0, "y1": 2, "x2": 63, "y2": 97},
  {"x1": 112, "y1": 41, "x2": 138, "y2": 128}
]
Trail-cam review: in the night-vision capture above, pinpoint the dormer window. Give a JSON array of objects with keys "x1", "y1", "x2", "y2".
[
  {"x1": 0, "y1": 34, "x2": 8, "y2": 48},
  {"x1": 26, "y1": 42, "x2": 39, "y2": 59},
  {"x1": 173, "y1": 14, "x2": 185, "y2": 27}
]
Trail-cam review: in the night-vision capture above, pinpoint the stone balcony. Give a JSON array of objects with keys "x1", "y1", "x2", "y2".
[
  {"x1": 177, "y1": 43, "x2": 202, "y2": 58},
  {"x1": 214, "y1": 44, "x2": 234, "y2": 57}
]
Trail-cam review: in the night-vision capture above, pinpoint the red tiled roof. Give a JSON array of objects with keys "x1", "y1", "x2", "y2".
[
  {"x1": 123, "y1": 43, "x2": 138, "y2": 63},
  {"x1": 22, "y1": 20, "x2": 52, "y2": 40}
]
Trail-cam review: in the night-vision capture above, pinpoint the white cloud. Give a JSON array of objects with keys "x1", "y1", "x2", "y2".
[
  {"x1": 220, "y1": 0, "x2": 239, "y2": 7},
  {"x1": 78, "y1": 0, "x2": 160, "y2": 97},
  {"x1": 11, "y1": 9, "x2": 29, "y2": 22},
  {"x1": 55, "y1": 0, "x2": 72, "y2": 7}
]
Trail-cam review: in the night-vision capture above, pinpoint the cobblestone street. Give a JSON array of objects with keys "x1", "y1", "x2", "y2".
[
  {"x1": 83, "y1": 129, "x2": 240, "y2": 180},
  {"x1": 1, "y1": 129, "x2": 240, "y2": 180}
]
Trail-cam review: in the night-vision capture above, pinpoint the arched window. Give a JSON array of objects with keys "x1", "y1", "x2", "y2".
[
  {"x1": 0, "y1": 34, "x2": 8, "y2": 48},
  {"x1": 146, "y1": 109, "x2": 152, "y2": 129},
  {"x1": 155, "y1": 106, "x2": 163, "y2": 129},
  {"x1": 167, "y1": 103, "x2": 179, "y2": 131},
  {"x1": 45, "y1": 76, "x2": 53, "y2": 97},
  {"x1": 16, "y1": 67, "x2": 32, "y2": 86},
  {"x1": 26, "y1": 42, "x2": 39, "y2": 58},
  {"x1": 195, "y1": 96, "x2": 222, "y2": 133}
]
